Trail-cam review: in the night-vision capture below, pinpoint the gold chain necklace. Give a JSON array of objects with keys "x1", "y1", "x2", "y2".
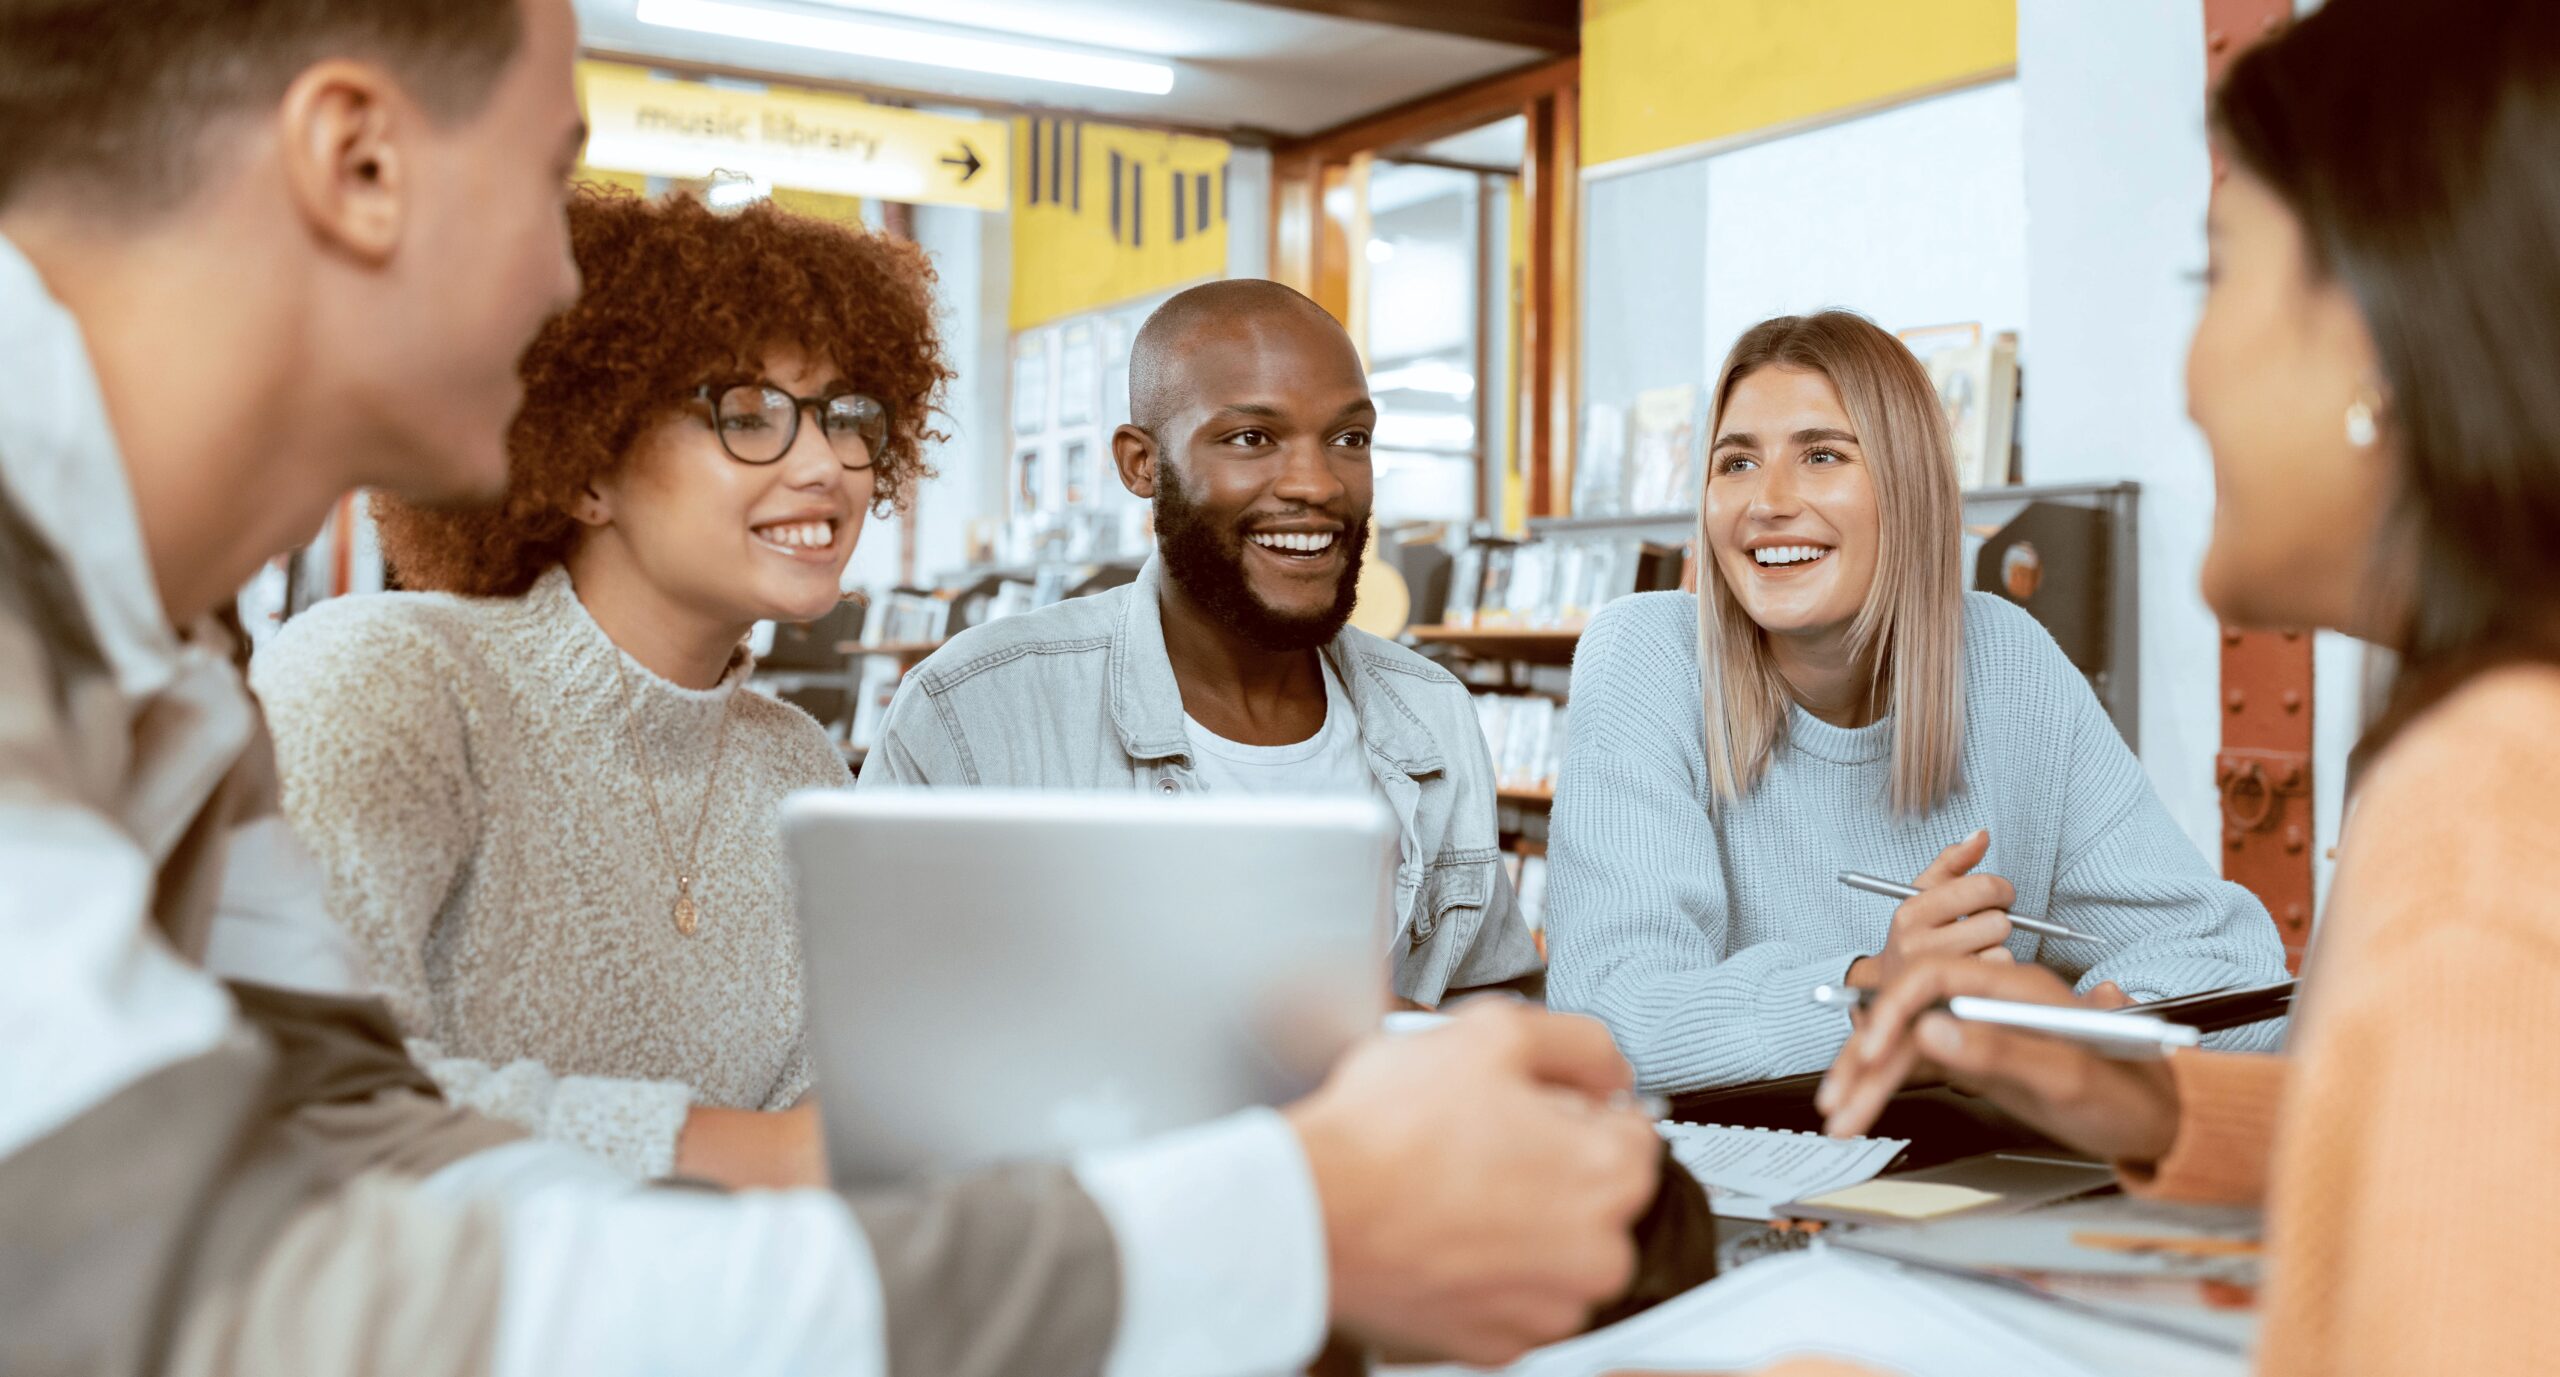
[{"x1": 616, "y1": 662, "x2": 738, "y2": 937}]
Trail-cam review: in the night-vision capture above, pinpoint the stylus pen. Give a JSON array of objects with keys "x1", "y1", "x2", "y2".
[
  {"x1": 1838, "y1": 871, "x2": 2107, "y2": 945},
  {"x1": 1809, "y1": 984, "x2": 2200, "y2": 1060}
]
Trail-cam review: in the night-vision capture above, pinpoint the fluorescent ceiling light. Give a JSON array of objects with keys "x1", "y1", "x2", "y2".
[
  {"x1": 1375, "y1": 413, "x2": 1477, "y2": 450},
  {"x1": 706, "y1": 175, "x2": 771, "y2": 209},
  {"x1": 636, "y1": 0, "x2": 1177, "y2": 96},
  {"x1": 1370, "y1": 359, "x2": 1476, "y2": 399}
]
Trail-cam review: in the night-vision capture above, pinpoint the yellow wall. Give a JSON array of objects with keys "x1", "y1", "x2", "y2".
[
  {"x1": 573, "y1": 163, "x2": 652, "y2": 196},
  {"x1": 566, "y1": 166, "x2": 863, "y2": 224},
  {"x1": 1581, "y1": 0, "x2": 2016, "y2": 169},
  {"x1": 770, "y1": 187, "x2": 866, "y2": 225},
  {"x1": 1010, "y1": 116, "x2": 1231, "y2": 332}
]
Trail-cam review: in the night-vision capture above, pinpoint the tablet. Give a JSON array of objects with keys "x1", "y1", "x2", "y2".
[{"x1": 783, "y1": 788, "x2": 1396, "y2": 1185}]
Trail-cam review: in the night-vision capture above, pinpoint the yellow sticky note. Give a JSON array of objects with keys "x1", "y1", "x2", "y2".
[{"x1": 1797, "y1": 1180, "x2": 2002, "y2": 1220}]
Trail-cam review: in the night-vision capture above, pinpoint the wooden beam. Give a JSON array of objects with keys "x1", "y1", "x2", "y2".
[
  {"x1": 1226, "y1": 0, "x2": 1578, "y2": 53},
  {"x1": 1274, "y1": 56, "x2": 1578, "y2": 164},
  {"x1": 1269, "y1": 151, "x2": 1324, "y2": 297},
  {"x1": 1542, "y1": 89, "x2": 1578, "y2": 518},
  {"x1": 1317, "y1": 157, "x2": 1368, "y2": 334},
  {"x1": 1520, "y1": 94, "x2": 1560, "y2": 518}
]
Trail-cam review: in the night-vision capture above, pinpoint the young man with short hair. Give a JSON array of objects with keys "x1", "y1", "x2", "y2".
[
  {"x1": 861, "y1": 280, "x2": 1540, "y2": 1006},
  {"x1": 0, "y1": 3, "x2": 1658, "y2": 1372}
]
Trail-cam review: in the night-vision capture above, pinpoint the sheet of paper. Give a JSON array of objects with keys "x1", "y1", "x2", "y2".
[
  {"x1": 1799, "y1": 1179, "x2": 2004, "y2": 1220},
  {"x1": 1658, "y1": 1122, "x2": 1908, "y2": 1220},
  {"x1": 1387, "y1": 1250, "x2": 2111, "y2": 1377}
]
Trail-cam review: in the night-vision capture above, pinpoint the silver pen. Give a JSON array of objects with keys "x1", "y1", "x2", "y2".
[
  {"x1": 1810, "y1": 984, "x2": 2198, "y2": 1059},
  {"x1": 1838, "y1": 870, "x2": 2107, "y2": 945}
]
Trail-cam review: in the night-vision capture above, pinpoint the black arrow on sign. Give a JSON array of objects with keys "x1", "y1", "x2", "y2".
[{"x1": 941, "y1": 142, "x2": 983, "y2": 183}]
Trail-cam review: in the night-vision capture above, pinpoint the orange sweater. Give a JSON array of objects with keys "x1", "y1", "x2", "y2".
[{"x1": 2127, "y1": 664, "x2": 2560, "y2": 1374}]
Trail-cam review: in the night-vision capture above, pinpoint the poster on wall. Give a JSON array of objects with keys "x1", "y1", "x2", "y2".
[
  {"x1": 1625, "y1": 384, "x2": 1702, "y2": 515},
  {"x1": 1010, "y1": 445, "x2": 1048, "y2": 522},
  {"x1": 1012, "y1": 331, "x2": 1052, "y2": 437},
  {"x1": 1060, "y1": 434, "x2": 1097, "y2": 510},
  {"x1": 1058, "y1": 321, "x2": 1098, "y2": 428},
  {"x1": 1102, "y1": 310, "x2": 1138, "y2": 429}
]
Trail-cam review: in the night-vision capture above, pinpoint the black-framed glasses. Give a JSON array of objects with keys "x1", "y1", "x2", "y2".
[{"x1": 692, "y1": 381, "x2": 887, "y2": 469}]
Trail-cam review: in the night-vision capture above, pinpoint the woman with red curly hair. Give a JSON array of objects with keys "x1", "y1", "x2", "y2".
[{"x1": 252, "y1": 186, "x2": 946, "y2": 1189}]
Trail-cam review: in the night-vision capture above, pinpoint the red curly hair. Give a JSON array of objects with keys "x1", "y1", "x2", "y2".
[{"x1": 376, "y1": 184, "x2": 948, "y2": 595}]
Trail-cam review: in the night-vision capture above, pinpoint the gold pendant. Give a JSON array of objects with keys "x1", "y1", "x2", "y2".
[{"x1": 673, "y1": 892, "x2": 699, "y2": 937}]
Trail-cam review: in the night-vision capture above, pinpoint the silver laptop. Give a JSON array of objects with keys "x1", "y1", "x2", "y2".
[{"x1": 782, "y1": 788, "x2": 1396, "y2": 1186}]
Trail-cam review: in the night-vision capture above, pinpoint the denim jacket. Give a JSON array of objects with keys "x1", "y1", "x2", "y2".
[{"x1": 855, "y1": 558, "x2": 1544, "y2": 1005}]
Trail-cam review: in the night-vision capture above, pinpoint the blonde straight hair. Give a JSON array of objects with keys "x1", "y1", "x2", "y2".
[{"x1": 1696, "y1": 312, "x2": 1967, "y2": 815}]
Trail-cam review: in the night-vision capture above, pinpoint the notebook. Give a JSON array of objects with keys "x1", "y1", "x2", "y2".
[{"x1": 1659, "y1": 1121, "x2": 1908, "y2": 1220}]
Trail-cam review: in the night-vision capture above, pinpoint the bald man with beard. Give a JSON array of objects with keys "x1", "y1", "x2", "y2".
[{"x1": 861, "y1": 279, "x2": 1543, "y2": 1006}]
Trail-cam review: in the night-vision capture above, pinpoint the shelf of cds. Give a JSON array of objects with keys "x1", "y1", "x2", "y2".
[
  {"x1": 1402, "y1": 534, "x2": 1688, "y2": 669},
  {"x1": 1476, "y1": 693, "x2": 1568, "y2": 802}
]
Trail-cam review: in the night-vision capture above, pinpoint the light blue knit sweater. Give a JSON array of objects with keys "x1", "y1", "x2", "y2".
[{"x1": 1546, "y1": 590, "x2": 2290, "y2": 1094}]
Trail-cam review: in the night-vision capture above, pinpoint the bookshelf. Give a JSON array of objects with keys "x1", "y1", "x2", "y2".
[
  {"x1": 834, "y1": 639, "x2": 948, "y2": 666},
  {"x1": 1406, "y1": 625, "x2": 1583, "y2": 666}
]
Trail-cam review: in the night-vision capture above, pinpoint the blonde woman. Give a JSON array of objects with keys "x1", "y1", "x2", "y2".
[{"x1": 1543, "y1": 311, "x2": 2287, "y2": 1093}]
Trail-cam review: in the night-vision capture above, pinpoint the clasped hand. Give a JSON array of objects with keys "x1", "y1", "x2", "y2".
[
  {"x1": 1288, "y1": 999, "x2": 1665, "y2": 1365},
  {"x1": 1813, "y1": 956, "x2": 2177, "y2": 1166}
]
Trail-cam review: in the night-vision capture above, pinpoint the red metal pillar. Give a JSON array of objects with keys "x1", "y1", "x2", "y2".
[{"x1": 2203, "y1": 0, "x2": 2316, "y2": 970}]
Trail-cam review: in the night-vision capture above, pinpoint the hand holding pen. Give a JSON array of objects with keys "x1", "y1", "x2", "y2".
[
  {"x1": 1838, "y1": 871, "x2": 2106, "y2": 945},
  {"x1": 1811, "y1": 956, "x2": 2183, "y2": 1164},
  {"x1": 1843, "y1": 830, "x2": 2045, "y2": 992}
]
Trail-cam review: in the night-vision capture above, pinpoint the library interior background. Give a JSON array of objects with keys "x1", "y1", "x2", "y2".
[{"x1": 252, "y1": 0, "x2": 2341, "y2": 956}]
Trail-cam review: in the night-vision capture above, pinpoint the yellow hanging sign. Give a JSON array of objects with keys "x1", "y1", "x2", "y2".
[
  {"x1": 1010, "y1": 115, "x2": 1231, "y2": 331},
  {"x1": 578, "y1": 62, "x2": 1008, "y2": 212}
]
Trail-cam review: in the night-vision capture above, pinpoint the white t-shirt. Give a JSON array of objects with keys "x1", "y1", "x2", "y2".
[{"x1": 1183, "y1": 663, "x2": 1389, "y2": 809}]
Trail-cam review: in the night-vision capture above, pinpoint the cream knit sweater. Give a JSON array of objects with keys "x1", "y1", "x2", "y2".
[{"x1": 251, "y1": 567, "x2": 850, "y2": 1178}]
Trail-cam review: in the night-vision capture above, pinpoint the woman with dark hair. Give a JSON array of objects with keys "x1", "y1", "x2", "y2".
[
  {"x1": 252, "y1": 186, "x2": 947, "y2": 1188},
  {"x1": 1809, "y1": 0, "x2": 2560, "y2": 1369}
]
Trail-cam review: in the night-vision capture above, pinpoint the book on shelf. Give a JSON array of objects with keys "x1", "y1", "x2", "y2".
[
  {"x1": 1981, "y1": 331, "x2": 2021, "y2": 490},
  {"x1": 1504, "y1": 543, "x2": 1556, "y2": 629},
  {"x1": 1572, "y1": 401, "x2": 1630, "y2": 517},
  {"x1": 1900, "y1": 323, "x2": 2021, "y2": 491},
  {"x1": 1625, "y1": 383, "x2": 1702, "y2": 515},
  {"x1": 846, "y1": 660, "x2": 902, "y2": 753},
  {"x1": 1445, "y1": 544, "x2": 1485, "y2": 629},
  {"x1": 1426, "y1": 536, "x2": 1688, "y2": 632},
  {"x1": 867, "y1": 590, "x2": 951, "y2": 647},
  {"x1": 1477, "y1": 544, "x2": 1518, "y2": 627},
  {"x1": 1475, "y1": 693, "x2": 1569, "y2": 794},
  {"x1": 1498, "y1": 697, "x2": 1552, "y2": 792},
  {"x1": 1550, "y1": 541, "x2": 1596, "y2": 628},
  {"x1": 982, "y1": 579, "x2": 1038, "y2": 624},
  {"x1": 1516, "y1": 853, "x2": 1550, "y2": 937}
]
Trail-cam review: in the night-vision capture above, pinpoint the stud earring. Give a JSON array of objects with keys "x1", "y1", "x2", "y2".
[{"x1": 2344, "y1": 385, "x2": 2383, "y2": 449}]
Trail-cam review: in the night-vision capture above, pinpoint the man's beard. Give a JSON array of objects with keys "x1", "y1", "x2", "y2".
[{"x1": 1154, "y1": 470, "x2": 1367, "y2": 652}]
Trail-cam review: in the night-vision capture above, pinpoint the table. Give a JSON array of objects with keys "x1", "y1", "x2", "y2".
[{"x1": 1670, "y1": 1080, "x2": 2259, "y2": 1376}]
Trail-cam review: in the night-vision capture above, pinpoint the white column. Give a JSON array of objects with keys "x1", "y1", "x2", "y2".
[{"x1": 2017, "y1": 0, "x2": 2226, "y2": 864}]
